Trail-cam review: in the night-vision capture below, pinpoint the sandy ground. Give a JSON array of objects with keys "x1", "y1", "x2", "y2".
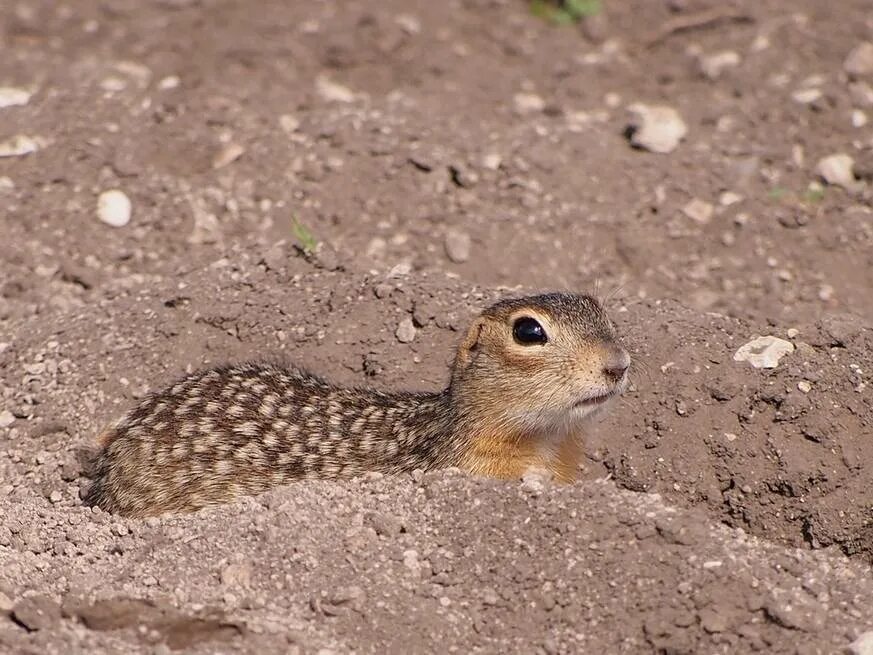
[{"x1": 1, "y1": 1, "x2": 872, "y2": 653}]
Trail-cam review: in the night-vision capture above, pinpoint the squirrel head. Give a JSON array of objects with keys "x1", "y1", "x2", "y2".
[{"x1": 451, "y1": 293, "x2": 630, "y2": 434}]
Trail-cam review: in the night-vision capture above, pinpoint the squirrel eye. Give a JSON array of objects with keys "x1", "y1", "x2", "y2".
[{"x1": 512, "y1": 317, "x2": 547, "y2": 345}]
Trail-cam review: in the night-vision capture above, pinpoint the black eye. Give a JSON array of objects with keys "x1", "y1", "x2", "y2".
[{"x1": 512, "y1": 317, "x2": 547, "y2": 345}]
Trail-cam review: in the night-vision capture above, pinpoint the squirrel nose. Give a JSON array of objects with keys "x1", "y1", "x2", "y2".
[{"x1": 602, "y1": 347, "x2": 630, "y2": 383}]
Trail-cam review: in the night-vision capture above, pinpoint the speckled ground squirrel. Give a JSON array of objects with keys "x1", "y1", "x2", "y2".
[{"x1": 84, "y1": 293, "x2": 631, "y2": 517}]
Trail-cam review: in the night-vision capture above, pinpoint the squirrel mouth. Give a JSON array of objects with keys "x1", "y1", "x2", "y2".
[{"x1": 573, "y1": 390, "x2": 618, "y2": 408}]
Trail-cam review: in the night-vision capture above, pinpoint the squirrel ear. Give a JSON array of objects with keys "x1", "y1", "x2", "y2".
[{"x1": 454, "y1": 318, "x2": 485, "y2": 374}]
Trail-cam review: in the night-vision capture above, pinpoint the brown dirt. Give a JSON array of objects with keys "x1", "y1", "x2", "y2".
[{"x1": 1, "y1": 0, "x2": 871, "y2": 653}]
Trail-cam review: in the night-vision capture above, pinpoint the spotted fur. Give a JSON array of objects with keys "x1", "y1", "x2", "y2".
[{"x1": 84, "y1": 293, "x2": 629, "y2": 517}]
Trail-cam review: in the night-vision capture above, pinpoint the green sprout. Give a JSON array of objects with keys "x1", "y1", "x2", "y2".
[
  {"x1": 291, "y1": 216, "x2": 318, "y2": 256},
  {"x1": 530, "y1": 0, "x2": 602, "y2": 24}
]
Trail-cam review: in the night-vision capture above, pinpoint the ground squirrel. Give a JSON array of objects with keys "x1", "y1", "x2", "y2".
[{"x1": 84, "y1": 293, "x2": 630, "y2": 517}]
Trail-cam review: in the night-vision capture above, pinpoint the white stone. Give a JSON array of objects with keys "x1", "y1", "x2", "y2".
[
  {"x1": 797, "y1": 381, "x2": 812, "y2": 393},
  {"x1": 395, "y1": 318, "x2": 416, "y2": 344},
  {"x1": 513, "y1": 92, "x2": 545, "y2": 114},
  {"x1": 97, "y1": 189, "x2": 132, "y2": 227},
  {"x1": 816, "y1": 154, "x2": 856, "y2": 189},
  {"x1": 733, "y1": 336, "x2": 795, "y2": 369},
  {"x1": 444, "y1": 229, "x2": 471, "y2": 263},
  {"x1": 844, "y1": 42, "x2": 873, "y2": 78},
  {"x1": 0, "y1": 410, "x2": 14, "y2": 428},
  {"x1": 699, "y1": 51, "x2": 740, "y2": 80},
  {"x1": 847, "y1": 631, "x2": 873, "y2": 655},
  {"x1": 682, "y1": 198, "x2": 714, "y2": 224},
  {"x1": 627, "y1": 104, "x2": 687, "y2": 154},
  {"x1": 0, "y1": 134, "x2": 42, "y2": 157},
  {"x1": 395, "y1": 14, "x2": 420, "y2": 34},
  {"x1": 481, "y1": 153, "x2": 502, "y2": 171},
  {"x1": 158, "y1": 75, "x2": 180, "y2": 90},
  {"x1": 792, "y1": 87, "x2": 822, "y2": 104},
  {"x1": 0, "y1": 87, "x2": 32, "y2": 108},
  {"x1": 279, "y1": 114, "x2": 301, "y2": 133},
  {"x1": 852, "y1": 110, "x2": 868, "y2": 128},
  {"x1": 719, "y1": 191, "x2": 743, "y2": 206},
  {"x1": 212, "y1": 143, "x2": 245, "y2": 169},
  {"x1": 316, "y1": 76, "x2": 356, "y2": 103}
]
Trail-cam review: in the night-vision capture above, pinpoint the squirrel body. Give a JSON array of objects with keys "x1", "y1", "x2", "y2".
[{"x1": 85, "y1": 293, "x2": 630, "y2": 517}]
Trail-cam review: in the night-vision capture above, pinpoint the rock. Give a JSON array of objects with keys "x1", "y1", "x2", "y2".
[
  {"x1": 844, "y1": 42, "x2": 873, "y2": 79},
  {"x1": 513, "y1": 92, "x2": 545, "y2": 114},
  {"x1": 733, "y1": 336, "x2": 795, "y2": 369},
  {"x1": 444, "y1": 229, "x2": 471, "y2": 263},
  {"x1": 279, "y1": 114, "x2": 301, "y2": 133},
  {"x1": 816, "y1": 154, "x2": 857, "y2": 189},
  {"x1": 12, "y1": 595, "x2": 62, "y2": 631},
  {"x1": 719, "y1": 191, "x2": 743, "y2": 206},
  {"x1": 157, "y1": 75, "x2": 180, "y2": 90},
  {"x1": 97, "y1": 189, "x2": 132, "y2": 227},
  {"x1": 316, "y1": 76, "x2": 356, "y2": 103},
  {"x1": 481, "y1": 153, "x2": 502, "y2": 171},
  {"x1": 626, "y1": 104, "x2": 687, "y2": 154},
  {"x1": 0, "y1": 87, "x2": 32, "y2": 108},
  {"x1": 395, "y1": 318, "x2": 416, "y2": 344},
  {"x1": 0, "y1": 134, "x2": 43, "y2": 158},
  {"x1": 852, "y1": 110, "x2": 868, "y2": 128},
  {"x1": 698, "y1": 51, "x2": 740, "y2": 80},
  {"x1": 0, "y1": 591, "x2": 12, "y2": 612},
  {"x1": 681, "y1": 198, "x2": 714, "y2": 224},
  {"x1": 847, "y1": 631, "x2": 873, "y2": 655},
  {"x1": 395, "y1": 14, "x2": 421, "y2": 34},
  {"x1": 792, "y1": 87, "x2": 823, "y2": 105},
  {"x1": 0, "y1": 409, "x2": 14, "y2": 428},
  {"x1": 797, "y1": 381, "x2": 812, "y2": 393},
  {"x1": 212, "y1": 143, "x2": 245, "y2": 169}
]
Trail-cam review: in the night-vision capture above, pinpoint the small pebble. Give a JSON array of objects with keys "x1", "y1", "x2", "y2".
[
  {"x1": 719, "y1": 191, "x2": 743, "y2": 206},
  {"x1": 792, "y1": 88, "x2": 822, "y2": 105},
  {"x1": 481, "y1": 153, "x2": 502, "y2": 171},
  {"x1": 844, "y1": 42, "x2": 873, "y2": 79},
  {"x1": 797, "y1": 381, "x2": 812, "y2": 393},
  {"x1": 0, "y1": 134, "x2": 42, "y2": 158},
  {"x1": 444, "y1": 229, "x2": 471, "y2": 263},
  {"x1": 513, "y1": 92, "x2": 545, "y2": 114},
  {"x1": 851, "y1": 110, "x2": 868, "y2": 128},
  {"x1": 626, "y1": 104, "x2": 687, "y2": 154},
  {"x1": 395, "y1": 318, "x2": 416, "y2": 344},
  {"x1": 97, "y1": 189, "x2": 132, "y2": 227},
  {"x1": 847, "y1": 631, "x2": 873, "y2": 655},
  {"x1": 682, "y1": 198, "x2": 714, "y2": 224},
  {"x1": 316, "y1": 76, "x2": 355, "y2": 103},
  {"x1": 0, "y1": 410, "x2": 14, "y2": 428},
  {"x1": 698, "y1": 51, "x2": 740, "y2": 80},
  {"x1": 733, "y1": 336, "x2": 795, "y2": 369},
  {"x1": 212, "y1": 143, "x2": 245, "y2": 169},
  {"x1": 816, "y1": 154, "x2": 856, "y2": 189},
  {"x1": 0, "y1": 86, "x2": 32, "y2": 108},
  {"x1": 158, "y1": 75, "x2": 180, "y2": 90},
  {"x1": 279, "y1": 114, "x2": 301, "y2": 133}
]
